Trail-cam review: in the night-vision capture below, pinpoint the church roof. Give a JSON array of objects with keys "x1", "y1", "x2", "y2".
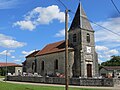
[
  {"x1": 0, "y1": 62, "x2": 22, "y2": 67},
  {"x1": 36, "y1": 40, "x2": 74, "y2": 56},
  {"x1": 26, "y1": 50, "x2": 40, "y2": 58},
  {"x1": 69, "y1": 3, "x2": 93, "y2": 31}
]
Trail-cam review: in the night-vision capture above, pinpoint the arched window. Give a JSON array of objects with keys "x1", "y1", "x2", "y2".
[
  {"x1": 32, "y1": 61, "x2": 35, "y2": 71},
  {"x1": 87, "y1": 33, "x2": 90, "y2": 43},
  {"x1": 54, "y1": 59, "x2": 58, "y2": 70},
  {"x1": 41, "y1": 61, "x2": 44, "y2": 71},
  {"x1": 73, "y1": 34, "x2": 76, "y2": 42},
  {"x1": 34, "y1": 59, "x2": 37, "y2": 72}
]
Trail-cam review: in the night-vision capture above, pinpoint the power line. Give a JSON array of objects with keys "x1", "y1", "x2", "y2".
[
  {"x1": 111, "y1": 0, "x2": 120, "y2": 15},
  {"x1": 55, "y1": 0, "x2": 68, "y2": 9},
  {"x1": 69, "y1": 11, "x2": 120, "y2": 37},
  {"x1": 55, "y1": 0, "x2": 120, "y2": 37},
  {"x1": 88, "y1": 18, "x2": 120, "y2": 37}
]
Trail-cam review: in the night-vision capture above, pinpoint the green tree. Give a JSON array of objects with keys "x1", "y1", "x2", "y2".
[
  {"x1": 0, "y1": 68, "x2": 6, "y2": 76},
  {"x1": 101, "y1": 55, "x2": 120, "y2": 66}
]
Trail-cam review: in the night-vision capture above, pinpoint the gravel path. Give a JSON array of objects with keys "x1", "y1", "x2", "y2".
[{"x1": 0, "y1": 78, "x2": 4, "y2": 81}]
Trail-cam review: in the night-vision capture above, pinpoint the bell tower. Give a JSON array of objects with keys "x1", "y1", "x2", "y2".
[{"x1": 69, "y1": 3, "x2": 98, "y2": 77}]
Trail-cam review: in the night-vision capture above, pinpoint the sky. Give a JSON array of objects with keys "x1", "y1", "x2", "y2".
[{"x1": 0, "y1": 0, "x2": 120, "y2": 64}]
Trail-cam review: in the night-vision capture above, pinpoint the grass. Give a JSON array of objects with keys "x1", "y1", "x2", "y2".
[
  {"x1": 0, "y1": 76, "x2": 5, "y2": 78},
  {"x1": 0, "y1": 82, "x2": 103, "y2": 90}
]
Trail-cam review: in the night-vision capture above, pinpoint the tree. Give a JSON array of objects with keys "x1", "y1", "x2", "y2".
[
  {"x1": 0, "y1": 68, "x2": 6, "y2": 76},
  {"x1": 101, "y1": 55, "x2": 120, "y2": 66}
]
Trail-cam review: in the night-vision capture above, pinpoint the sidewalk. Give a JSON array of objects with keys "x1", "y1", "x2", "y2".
[
  {"x1": 0, "y1": 78, "x2": 4, "y2": 82},
  {"x1": 1, "y1": 79, "x2": 120, "y2": 90}
]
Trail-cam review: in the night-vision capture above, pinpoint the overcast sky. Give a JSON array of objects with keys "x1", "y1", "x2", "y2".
[{"x1": 0, "y1": 0, "x2": 120, "y2": 64}]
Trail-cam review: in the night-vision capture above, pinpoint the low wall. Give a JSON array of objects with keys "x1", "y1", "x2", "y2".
[
  {"x1": 7, "y1": 76, "x2": 115, "y2": 87},
  {"x1": 113, "y1": 78, "x2": 120, "y2": 86}
]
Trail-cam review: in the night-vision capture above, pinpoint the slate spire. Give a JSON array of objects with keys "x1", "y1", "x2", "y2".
[{"x1": 69, "y1": 3, "x2": 93, "y2": 31}]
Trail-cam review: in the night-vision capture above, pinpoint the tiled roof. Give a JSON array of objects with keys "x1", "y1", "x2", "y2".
[
  {"x1": 26, "y1": 50, "x2": 40, "y2": 58},
  {"x1": 102, "y1": 66, "x2": 120, "y2": 70},
  {"x1": 0, "y1": 62, "x2": 22, "y2": 67},
  {"x1": 36, "y1": 40, "x2": 74, "y2": 56}
]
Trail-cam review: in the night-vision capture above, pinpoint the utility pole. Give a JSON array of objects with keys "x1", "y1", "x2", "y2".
[
  {"x1": 5, "y1": 50, "x2": 8, "y2": 82},
  {"x1": 34, "y1": 49, "x2": 37, "y2": 73},
  {"x1": 65, "y1": 9, "x2": 69, "y2": 90}
]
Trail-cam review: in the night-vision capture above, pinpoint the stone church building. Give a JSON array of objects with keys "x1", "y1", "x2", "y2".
[{"x1": 23, "y1": 3, "x2": 98, "y2": 78}]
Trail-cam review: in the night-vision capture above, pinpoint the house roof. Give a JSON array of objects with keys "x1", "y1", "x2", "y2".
[
  {"x1": 36, "y1": 40, "x2": 74, "y2": 56},
  {"x1": 69, "y1": 3, "x2": 93, "y2": 31},
  {"x1": 102, "y1": 66, "x2": 120, "y2": 70},
  {"x1": 26, "y1": 50, "x2": 40, "y2": 58},
  {"x1": 0, "y1": 62, "x2": 22, "y2": 67}
]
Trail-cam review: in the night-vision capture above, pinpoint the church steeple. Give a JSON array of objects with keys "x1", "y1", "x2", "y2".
[
  {"x1": 68, "y1": 3, "x2": 98, "y2": 78},
  {"x1": 69, "y1": 3, "x2": 93, "y2": 31}
]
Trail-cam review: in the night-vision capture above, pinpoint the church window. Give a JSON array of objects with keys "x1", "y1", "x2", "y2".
[
  {"x1": 32, "y1": 61, "x2": 35, "y2": 71},
  {"x1": 41, "y1": 61, "x2": 44, "y2": 71},
  {"x1": 73, "y1": 34, "x2": 76, "y2": 42},
  {"x1": 54, "y1": 59, "x2": 58, "y2": 70},
  {"x1": 34, "y1": 59, "x2": 37, "y2": 72},
  {"x1": 87, "y1": 33, "x2": 90, "y2": 43}
]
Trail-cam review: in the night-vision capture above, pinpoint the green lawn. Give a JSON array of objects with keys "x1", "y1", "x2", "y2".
[
  {"x1": 0, "y1": 76, "x2": 5, "y2": 78},
  {"x1": 0, "y1": 82, "x2": 103, "y2": 90}
]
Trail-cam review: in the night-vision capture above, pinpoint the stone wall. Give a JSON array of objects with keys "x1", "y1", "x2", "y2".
[
  {"x1": 79, "y1": 78, "x2": 113, "y2": 86},
  {"x1": 69, "y1": 26, "x2": 98, "y2": 78},
  {"x1": 24, "y1": 57, "x2": 36, "y2": 73},
  {"x1": 113, "y1": 78, "x2": 120, "y2": 86},
  {"x1": 36, "y1": 51, "x2": 74, "y2": 77},
  {"x1": 7, "y1": 76, "x2": 115, "y2": 87}
]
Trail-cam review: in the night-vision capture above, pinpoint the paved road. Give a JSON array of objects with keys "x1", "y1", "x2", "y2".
[{"x1": 0, "y1": 78, "x2": 120, "y2": 90}]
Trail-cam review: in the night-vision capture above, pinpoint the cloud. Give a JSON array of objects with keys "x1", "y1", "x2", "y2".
[
  {"x1": 14, "y1": 5, "x2": 65, "y2": 31},
  {"x1": 22, "y1": 50, "x2": 35, "y2": 57},
  {"x1": 0, "y1": 0, "x2": 20, "y2": 9},
  {"x1": 95, "y1": 46, "x2": 108, "y2": 51},
  {"x1": 14, "y1": 59, "x2": 21, "y2": 62},
  {"x1": 105, "y1": 49, "x2": 119, "y2": 55},
  {"x1": 98, "y1": 59, "x2": 104, "y2": 64},
  {"x1": 93, "y1": 17, "x2": 120, "y2": 62},
  {"x1": 11, "y1": 56, "x2": 15, "y2": 59},
  {"x1": 95, "y1": 45, "x2": 119, "y2": 62},
  {"x1": 0, "y1": 50, "x2": 15, "y2": 56},
  {"x1": 55, "y1": 29, "x2": 65, "y2": 37},
  {"x1": 0, "y1": 33, "x2": 26, "y2": 48},
  {"x1": 14, "y1": 21, "x2": 35, "y2": 31},
  {"x1": 93, "y1": 17, "x2": 120, "y2": 48}
]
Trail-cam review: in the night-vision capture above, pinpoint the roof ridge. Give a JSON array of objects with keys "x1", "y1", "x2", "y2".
[
  {"x1": 26, "y1": 50, "x2": 40, "y2": 58},
  {"x1": 0, "y1": 62, "x2": 16, "y2": 64},
  {"x1": 47, "y1": 40, "x2": 65, "y2": 45}
]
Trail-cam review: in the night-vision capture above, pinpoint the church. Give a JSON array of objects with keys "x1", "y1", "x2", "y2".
[{"x1": 23, "y1": 3, "x2": 98, "y2": 78}]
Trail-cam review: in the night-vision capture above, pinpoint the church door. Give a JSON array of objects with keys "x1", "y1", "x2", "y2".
[{"x1": 87, "y1": 64, "x2": 92, "y2": 77}]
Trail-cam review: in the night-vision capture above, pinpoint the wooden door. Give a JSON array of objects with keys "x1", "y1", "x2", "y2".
[{"x1": 87, "y1": 64, "x2": 92, "y2": 77}]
